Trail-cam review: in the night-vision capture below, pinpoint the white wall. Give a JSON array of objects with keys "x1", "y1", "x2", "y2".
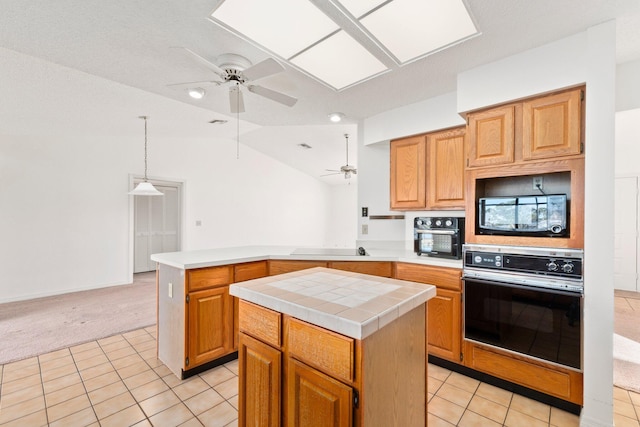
[
  {"x1": 616, "y1": 58, "x2": 640, "y2": 112},
  {"x1": 0, "y1": 47, "x2": 353, "y2": 303}
]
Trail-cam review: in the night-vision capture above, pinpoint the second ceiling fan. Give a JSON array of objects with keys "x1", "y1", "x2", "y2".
[{"x1": 173, "y1": 48, "x2": 298, "y2": 113}]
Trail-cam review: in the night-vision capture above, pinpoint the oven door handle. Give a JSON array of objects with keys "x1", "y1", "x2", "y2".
[
  {"x1": 415, "y1": 229, "x2": 456, "y2": 235},
  {"x1": 462, "y1": 275, "x2": 583, "y2": 297}
]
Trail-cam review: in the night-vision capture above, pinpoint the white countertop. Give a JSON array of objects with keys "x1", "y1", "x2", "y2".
[
  {"x1": 150, "y1": 245, "x2": 462, "y2": 270},
  {"x1": 229, "y1": 267, "x2": 436, "y2": 340}
]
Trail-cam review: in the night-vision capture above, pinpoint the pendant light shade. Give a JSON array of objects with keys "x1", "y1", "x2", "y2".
[{"x1": 129, "y1": 116, "x2": 163, "y2": 196}]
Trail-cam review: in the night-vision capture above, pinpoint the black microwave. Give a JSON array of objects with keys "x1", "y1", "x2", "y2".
[{"x1": 477, "y1": 194, "x2": 568, "y2": 237}]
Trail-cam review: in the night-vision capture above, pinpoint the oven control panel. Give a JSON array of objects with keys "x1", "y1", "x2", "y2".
[{"x1": 464, "y1": 250, "x2": 583, "y2": 279}]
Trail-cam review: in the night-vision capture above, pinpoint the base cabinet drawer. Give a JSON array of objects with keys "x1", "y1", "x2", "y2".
[
  {"x1": 287, "y1": 318, "x2": 355, "y2": 384},
  {"x1": 464, "y1": 340, "x2": 583, "y2": 405}
]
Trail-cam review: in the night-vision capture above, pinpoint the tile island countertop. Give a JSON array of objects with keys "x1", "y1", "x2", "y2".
[{"x1": 229, "y1": 267, "x2": 436, "y2": 340}]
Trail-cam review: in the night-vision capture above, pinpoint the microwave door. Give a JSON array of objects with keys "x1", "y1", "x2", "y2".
[{"x1": 416, "y1": 229, "x2": 455, "y2": 254}]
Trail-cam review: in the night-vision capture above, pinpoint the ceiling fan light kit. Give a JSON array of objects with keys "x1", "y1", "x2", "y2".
[
  {"x1": 129, "y1": 116, "x2": 163, "y2": 196},
  {"x1": 187, "y1": 87, "x2": 206, "y2": 99},
  {"x1": 174, "y1": 49, "x2": 298, "y2": 114},
  {"x1": 328, "y1": 112, "x2": 345, "y2": 122}
]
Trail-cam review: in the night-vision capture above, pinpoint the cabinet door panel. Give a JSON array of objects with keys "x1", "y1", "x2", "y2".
[
  {"x1": 428, "y1": 289, "x2": 461, "y2": 362},
  {"x1": 328, "y1": 261, "x2": 393, "y2": 278},
  {"x1": 287, "y1": 358, "x2": 352, "y2": 427},
  {"x1": 239, "y1": 332, "x2": 281, "y2": 427},
  {"x1": 188, "y1": 266, "x2": 233, "y2": 291},
  {"x1": 523, "y1": 89, "x2": 582, "y2": 161},
  {"x1": 427, "y1": 127, "x2": 466, "y2": 209},
  {"x1": 467, "y1": 105, "x2": 515, "y2": 167},
  {"x1": 390, "y1": 136, "x2": 426, "y2": 210},
  {"x1": 187, "y1": 287, "x2": 232, "y2": 367},
  {"x1": 269, "y1": 260, "x2": 328, "y2": 276}
]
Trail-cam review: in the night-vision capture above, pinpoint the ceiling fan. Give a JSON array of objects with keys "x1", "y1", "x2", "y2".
[
  {"x1": 171, "y1": 48, "x2": 298, "y2": 113},
  {"x1": 322, "y1": 134, "x2": 357, "y2": 180}
]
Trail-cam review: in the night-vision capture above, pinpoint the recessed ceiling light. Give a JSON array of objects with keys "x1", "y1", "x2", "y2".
[
  {"x1": 188, "y1": 87, "x2": 206, "y2": 99},
  {"x1": 328, "y1": 112, "x2": 345, "y2": 122}
]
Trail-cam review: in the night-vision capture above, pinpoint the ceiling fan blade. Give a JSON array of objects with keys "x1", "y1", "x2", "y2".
[
  {"x1": 247, "y1": 85, "x2": 297, "y2": 107},
  {"x1": 229, "y1": 85, "x2": 245, "y2": 113},
  {"x1": 166, "y1": 79, "x2": 222, "y2": 88},
  {"x1": 243, "y1": 58, "x2": 284, "y2": 81},
  {"x1": 179, "y1": 47, "x2": 226, "y2": 78},
  {"x1": 320, "y1": 172, "x2": 342, "y2": 177}
]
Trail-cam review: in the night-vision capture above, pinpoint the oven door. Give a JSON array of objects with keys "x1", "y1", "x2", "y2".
[{"x1": 463, "y1": 276, "x2": 582, "y2": 370}]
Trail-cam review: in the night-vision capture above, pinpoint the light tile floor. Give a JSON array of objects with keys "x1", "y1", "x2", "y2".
[{"x1": 0, "y1": 325, "x2": 637, "y2": 426}]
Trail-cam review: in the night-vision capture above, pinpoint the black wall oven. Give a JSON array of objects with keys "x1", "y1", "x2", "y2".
[{"x1": 463, "y1": 244, "x2": 583, "y2": 370}]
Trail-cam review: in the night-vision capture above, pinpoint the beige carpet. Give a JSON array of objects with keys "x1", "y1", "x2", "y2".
[
  {"x1": 614, "y1": 290, "x2": 640, "y2": 393},
  {"x1": 0, "y1": 272, "x2": 156, "y2": 365}
]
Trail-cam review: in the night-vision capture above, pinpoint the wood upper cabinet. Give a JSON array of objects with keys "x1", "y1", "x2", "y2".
[
  {"x1": 522, "y1": 89, "x2": 582, "y2": 161},
  {"x1": 467, "y1": 105, "x2": 515, "y2": 168},
  {"x1": 467, "y1": 87, "x2": 584, "y2": 169},
  {"x1": 287, "y1": 358, "x2": 353, "y2": 427},
  {"x1": 390, "y1": 135, "x2": 426, "y2": 210},
  {"x1": 427, "y1": 127, "x2": 466, "y2": 209},
  {"x1": 391, "y1": 127, "x2": 466, "y2": 210},
  {"x1": 187, "y1": 286, "x2": 233, "y2": 368}
]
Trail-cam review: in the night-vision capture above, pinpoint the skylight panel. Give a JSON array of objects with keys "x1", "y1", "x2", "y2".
[
  {"x1": 290, "y1": 31, "x2": 388, "y2": 90},
  {"x1": 360, "y1": 0, "x2": 478, "y2": 63},
  {"x1": 211, "y1": 0, "x2": 338, "y2": 59}
]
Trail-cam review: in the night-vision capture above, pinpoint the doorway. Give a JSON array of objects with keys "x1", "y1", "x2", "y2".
[
  {"x1": 614, "y1": 176, "x2": 639, "y2": 292},
  {"x1": 132, "y1": 178, "x2": 183, "y2": 273}
]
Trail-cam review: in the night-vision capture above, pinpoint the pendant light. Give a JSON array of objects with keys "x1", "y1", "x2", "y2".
[{"x1": 129, "y1": 116, "x2": 163, "y2": 196}]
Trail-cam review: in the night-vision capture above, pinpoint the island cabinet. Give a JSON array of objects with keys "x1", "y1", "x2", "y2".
[
  {"x1": 466, "y1": 86, "x2": 584, "y2": 168},
  {"x1": 156, "y1": 260, "x2": 268, "y2": 379},
  {"x1": 395, "y1": 262, "x2": 462, "y2": 363},
  {"x1": 390, "y1": 126, "x2": 465, "y2": 211},
  {"x1": 232, "y1": 267, "x2": 434, "y2": 427}
]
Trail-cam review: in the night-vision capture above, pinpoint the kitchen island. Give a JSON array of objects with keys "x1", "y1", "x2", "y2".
[{"x1": 230, "y1": 267, "x2": 435, "y2": 426}]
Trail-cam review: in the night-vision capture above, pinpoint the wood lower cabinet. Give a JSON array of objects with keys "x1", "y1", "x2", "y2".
[
  {"x1": 288, "y1": 358, "x2": 353, "y2": 427},
  {"x1": 269, "y1": 260, "x2": 328, "y2": 276},
  {"x1": 238, "y1": 332, "x2": 281, "y2": 427},
  {"x1": 187, "y1": 286, "x2": 233, "y2": 368},
  {"x1": 428, "y1": 288, "x2": 461, "y2": 362},
  {"x1": 395, "y1": 262, "x2": 462, "y2": 363},
  {"x1": 328, "y1": 261, "x2": 393, "y2": 278}
]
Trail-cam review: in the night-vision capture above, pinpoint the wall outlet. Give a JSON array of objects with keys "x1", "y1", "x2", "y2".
[
  {"x1": 362, "y1": 207, "x2": 368, "y2": 217},
  {"x1": 362, "y1": 224, "x2": 368, "y2": 235},
  {"x1": 533, "y1": 176, "x2": 544, "y2": 190},
  {"x1": 168, "y1": 282, "x2": 173, "y2": 298},
  {"x1": 195, "y1": 220, "x2": 202, "y2": 226}
]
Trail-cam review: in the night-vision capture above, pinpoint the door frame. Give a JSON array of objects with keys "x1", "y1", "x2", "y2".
[
  {"x1": 128, "y1": 174, "x2": 186, "y2": 282},
  {"x1": 615, "y1": 173, "x2": 640, "y2": 292}
]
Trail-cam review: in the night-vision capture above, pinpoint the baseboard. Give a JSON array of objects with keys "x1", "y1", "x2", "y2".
[{"x1": 0, "y1": 280, "x2": 134, "y2": 304}]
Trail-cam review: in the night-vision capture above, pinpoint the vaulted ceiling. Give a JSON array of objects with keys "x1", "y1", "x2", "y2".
[{"x1": 2, "y1": 0, "x2": 639, "y2": 183}]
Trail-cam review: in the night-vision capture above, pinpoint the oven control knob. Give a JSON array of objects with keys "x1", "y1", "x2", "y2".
[
  {"x1": 425, "y1": 219, "x2": 432, "y2": 226},
  {"x1": 445, "y1": 219, "x2": 453, "y2": 227},
  {"x1": 547, "y1": 261, "x2": 559, "y2": 272},
  {"x1": 435, "y1": 219, "x2": 442, "y2": 226},
  {"x1": 562, "y1": 263, "x2": 574, "y2": 273},
  {"x1": 416, "y1": 219, "x2": 423, "y2": 226}
]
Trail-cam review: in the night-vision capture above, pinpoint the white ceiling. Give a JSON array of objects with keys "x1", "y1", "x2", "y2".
[{"x1": 2, "y1": 0, "x2": 640, "y2": 184}]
